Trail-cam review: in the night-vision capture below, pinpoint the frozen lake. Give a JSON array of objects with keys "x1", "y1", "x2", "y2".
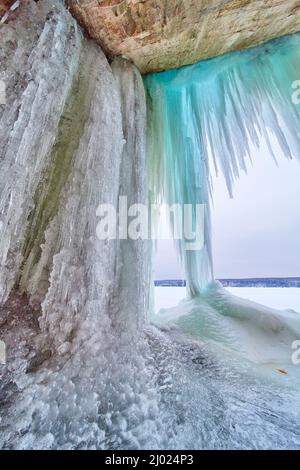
[{"x1": 155, "y1": 287, "x2": 300, "y2": 313}]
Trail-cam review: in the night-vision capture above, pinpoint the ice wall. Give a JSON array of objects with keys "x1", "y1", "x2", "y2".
[
  {"x1": 0, "y1": 0, "x2": 81, "y2": 304},
  {"x1": 0, "y1": 0, "x2": 149, "y2": 350},
  {"x1": 145, "y1": 34, "x2": 300, "y2": 296}
]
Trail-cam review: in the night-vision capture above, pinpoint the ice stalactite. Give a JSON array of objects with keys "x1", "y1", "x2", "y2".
[
  {"x1": 145, "y1": 33, "x2": 300, "y2": 296},
  {"x1": 145, "y1": 34, "x2": 300, "y2": 366},
  {"x1": 111, "y1": 58, "x2": 150, "y2": 331}
]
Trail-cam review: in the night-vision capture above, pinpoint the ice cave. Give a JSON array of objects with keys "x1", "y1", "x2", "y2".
[{"x1": 0, "y1": 0, "x2": 300, "y2": 451}]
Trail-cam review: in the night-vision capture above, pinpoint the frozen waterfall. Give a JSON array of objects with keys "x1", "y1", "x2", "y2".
[
  {"x1": 145, "y1": 33, "x2": 300, "y2": 296},
  {"x1": 145, "y1": 34, "x2": 300, "y2": 367},
  {"x1": 0, "y1": 0, "x2": 300, "y2": 450}
]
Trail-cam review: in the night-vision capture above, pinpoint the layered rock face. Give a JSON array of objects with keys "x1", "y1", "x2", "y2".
[{"x1": 67, "y1": 0, "x2": 300, "y2": 74}]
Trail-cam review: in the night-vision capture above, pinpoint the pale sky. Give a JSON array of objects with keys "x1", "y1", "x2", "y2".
[
  {"x1": 212, "y1": 139, "x2": 300, "y2": 279},
  {"x1": 154, "y1": 138, "x2": 300, "y2": 280}
]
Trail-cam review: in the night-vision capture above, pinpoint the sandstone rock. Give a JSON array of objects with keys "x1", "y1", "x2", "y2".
[
  {"x1": 0, "y1": 0, "x2": 19, "y2": 23},
  {"x1": 0, "y1": 0, "x2": 14, "y2": 14},
  {"x1": 67, "y1": 0, "x2": 300, "y2": 74}
]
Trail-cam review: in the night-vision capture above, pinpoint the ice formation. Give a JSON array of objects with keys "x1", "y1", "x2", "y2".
[
  {"x1": 145, "y1": 34, "x2": 300, "y2": 367},
  {"x1": 0, "y1": 0, "x2": 300, "y2": 450},
  {"x1": 145, "y1": 34, "x2": 300, "y2": 295},
  {"x1": 0, "y1": 0, "x2": 161, "y2": 449},
  {"x1": 0, "y1": 0, "x2": 150, "y2": 349}
]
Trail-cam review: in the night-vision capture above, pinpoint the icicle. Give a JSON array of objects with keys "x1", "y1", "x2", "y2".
[{"x1": 145, "y1": 33, "x2": 300, "y2": 296}]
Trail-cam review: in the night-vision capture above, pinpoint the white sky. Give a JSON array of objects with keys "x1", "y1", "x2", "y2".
[
  {"x1": 154, "y1": 138, "x2": 300, "y2": 280},
  {"x1": 212, "y1": 139, "x2": 300, "y2": 279}
]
